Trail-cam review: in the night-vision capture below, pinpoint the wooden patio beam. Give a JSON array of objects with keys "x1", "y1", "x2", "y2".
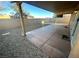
[{"x1": 11, "y1": 1, "x2": 26, "y2": 36}]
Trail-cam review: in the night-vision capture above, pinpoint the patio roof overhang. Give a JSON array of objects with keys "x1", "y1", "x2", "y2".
[{"x1": 23, "y1": 1, "x2": 79, "y2": 15}]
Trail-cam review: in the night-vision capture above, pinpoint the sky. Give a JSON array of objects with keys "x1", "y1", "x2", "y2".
[
  {"x1": 0, "y1": 1, "x2": 15, "y2": 15},
  {"x1": 0, "y1": 1, "x2": 55, "y2": 18}
]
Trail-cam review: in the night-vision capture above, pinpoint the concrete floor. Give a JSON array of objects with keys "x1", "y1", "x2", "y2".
[{"x1": 26, "y1": 24, "x2": 71, "y2": 58}]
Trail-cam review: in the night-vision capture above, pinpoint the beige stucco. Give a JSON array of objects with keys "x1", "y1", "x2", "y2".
[{"x1": 53, "y1": 14, "x2": 71, "y2": 25}]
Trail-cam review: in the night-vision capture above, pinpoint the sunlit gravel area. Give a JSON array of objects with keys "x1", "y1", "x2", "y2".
[
  {"x1": 0, "y1": 27, "x2": 49, "y2": 58},
  {"x1": 0, "y1": 19, "x2": 49, "y2": 58}
]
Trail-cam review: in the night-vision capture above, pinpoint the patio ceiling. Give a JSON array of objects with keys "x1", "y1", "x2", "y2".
[{"x1": 23, "y1": 1, "x2": 79, "y2": 15}]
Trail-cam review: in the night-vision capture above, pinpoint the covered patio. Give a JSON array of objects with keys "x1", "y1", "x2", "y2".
[
  {"x1": 10, "y1": 1, "x2": 78, "y2": 57},
  {"x1": 0, "y1": 1, "x2": 79, "y2": 58}
]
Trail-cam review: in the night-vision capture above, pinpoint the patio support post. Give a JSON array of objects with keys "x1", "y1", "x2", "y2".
[{"x1": 16, "y1": 2, "x2": 26, "y2": 36}]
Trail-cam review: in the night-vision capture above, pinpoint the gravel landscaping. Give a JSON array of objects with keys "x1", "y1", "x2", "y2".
[{"x1": 0, "y1": 19, "x2": 49, "y2": 58}]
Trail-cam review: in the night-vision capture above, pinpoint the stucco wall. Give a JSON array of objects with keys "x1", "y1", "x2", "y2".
[{"x1": 54, "y1": 14, "x2": 71, "y2": 25}]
